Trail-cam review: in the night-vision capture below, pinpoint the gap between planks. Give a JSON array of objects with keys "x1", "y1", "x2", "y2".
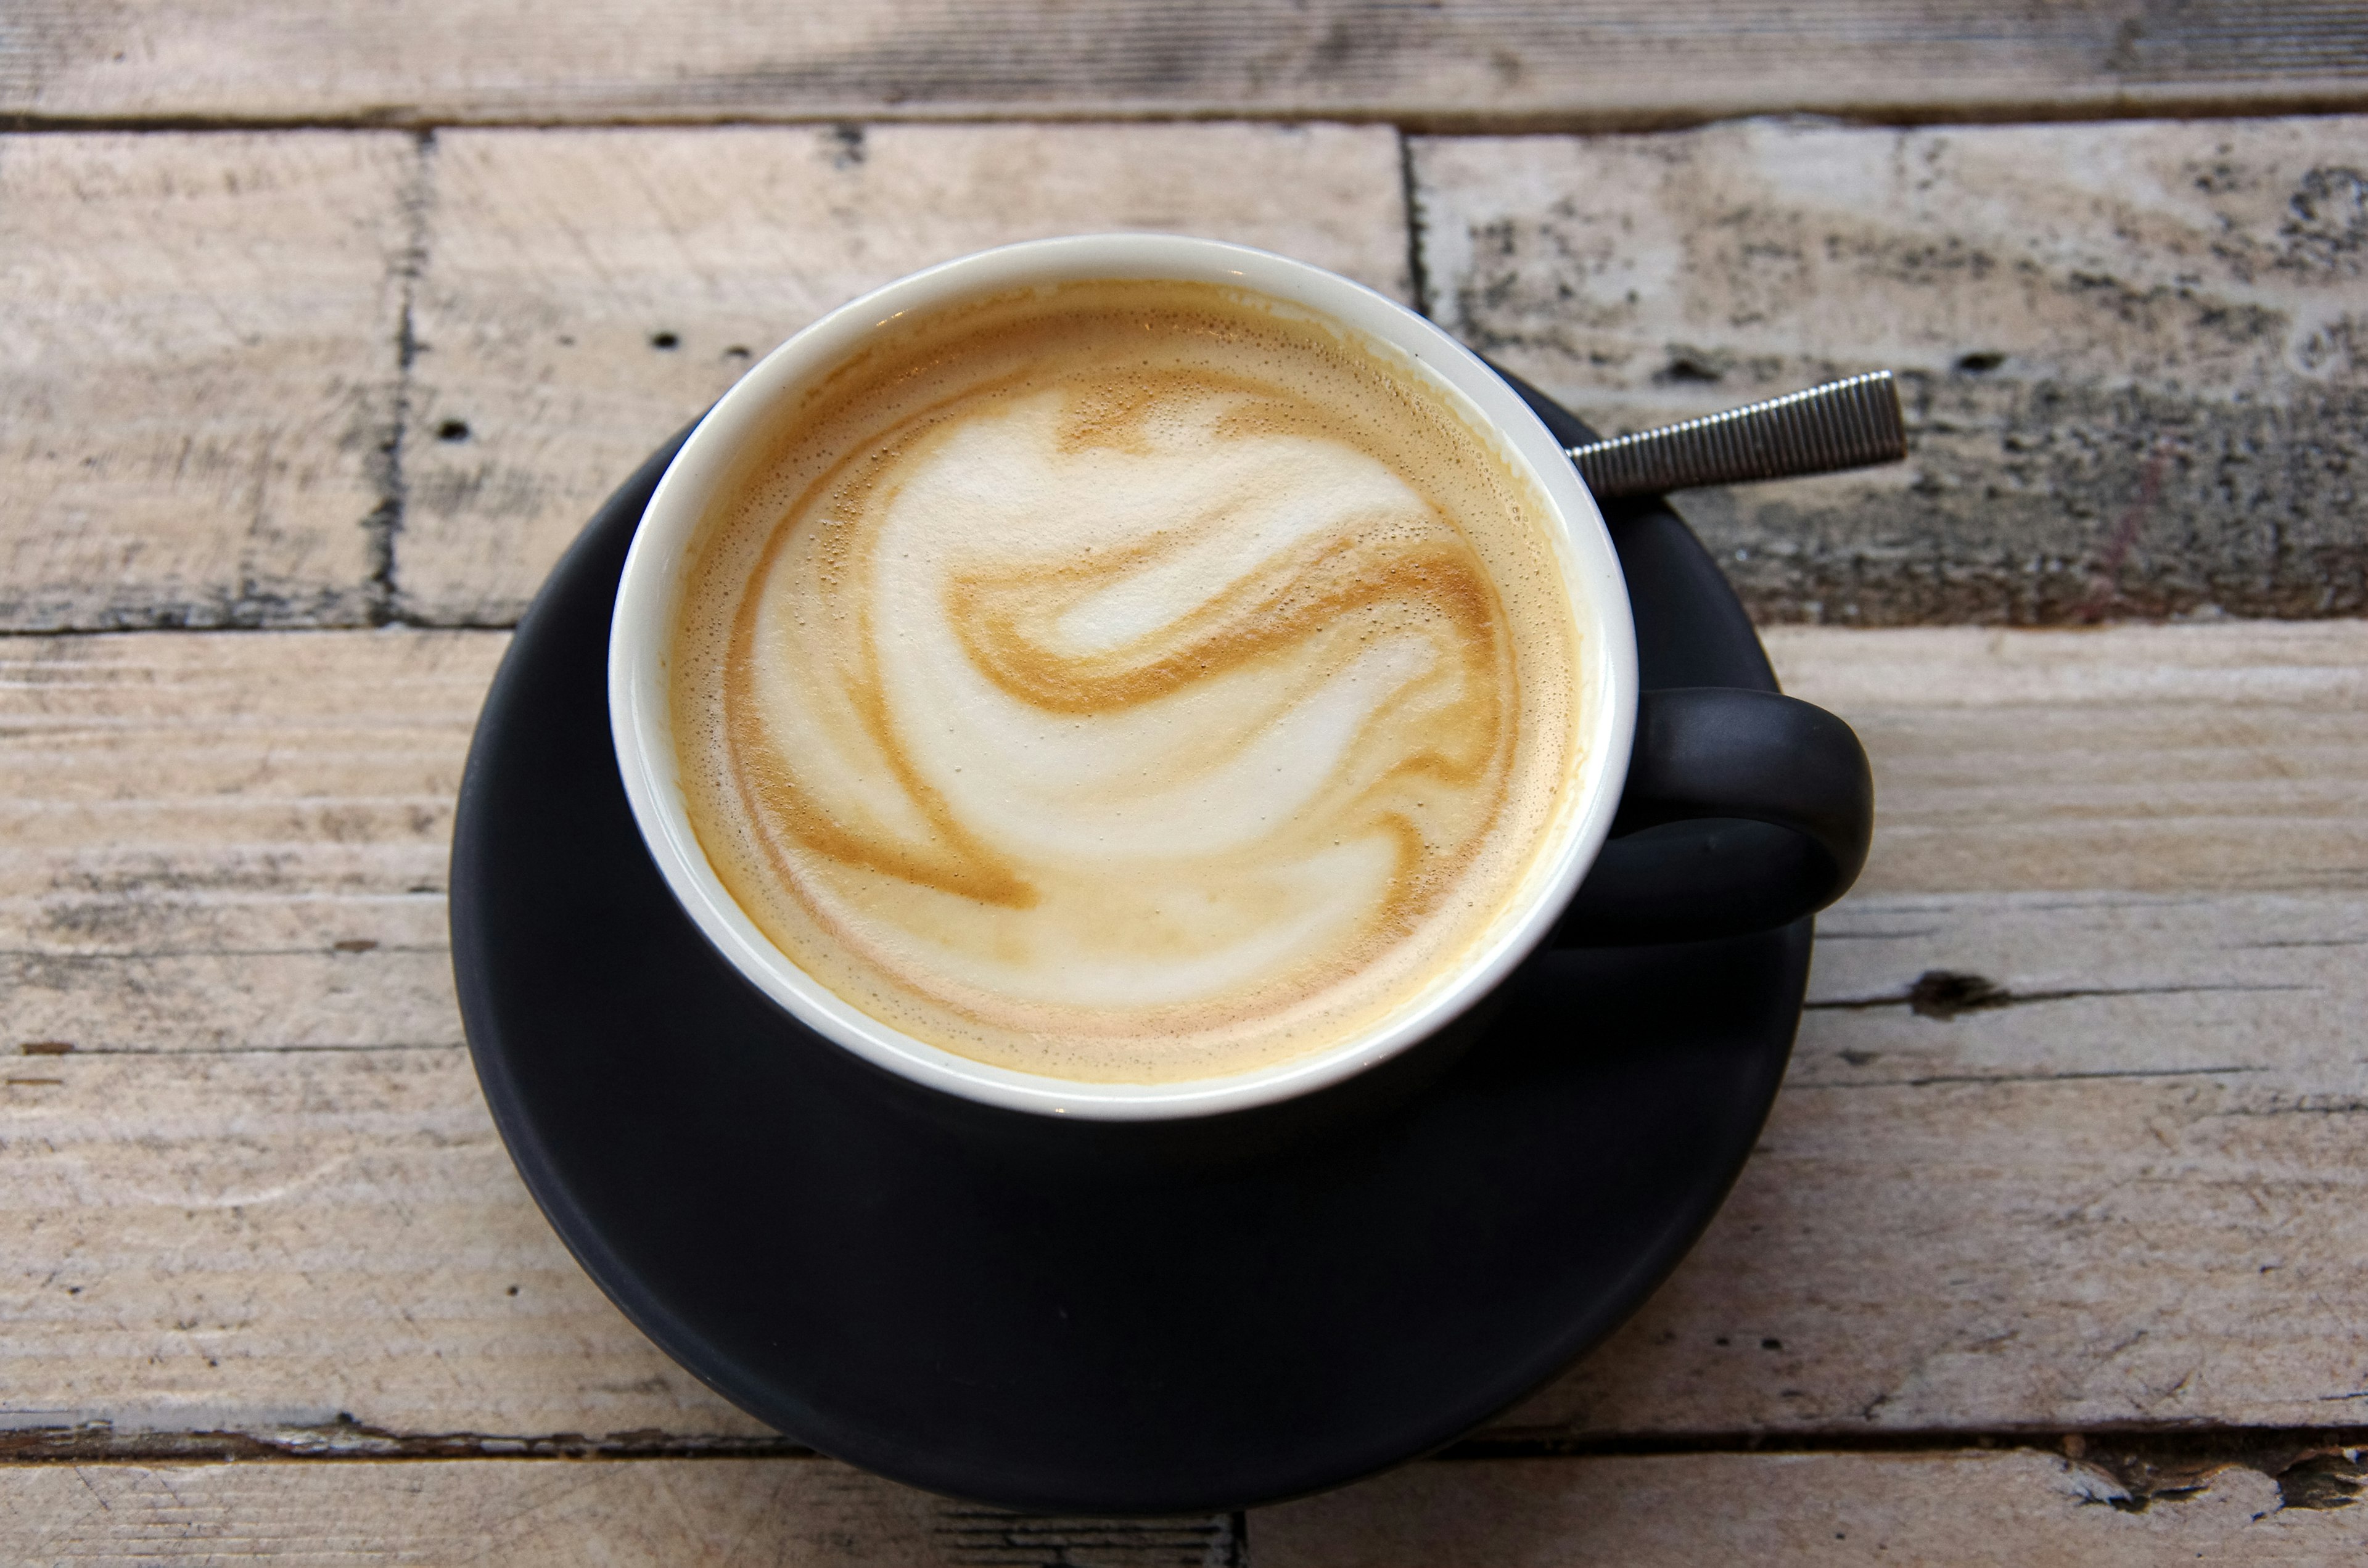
[
  {"x1": 10, "y1": 92, "x2": 2368, "y2": 137},
  {"x1": 7, "y1": 1417, "x2": 2365, "y2": 1477}
]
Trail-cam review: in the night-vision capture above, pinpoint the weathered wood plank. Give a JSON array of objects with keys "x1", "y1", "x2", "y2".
[
  {"x1": 1768, "y1": 624, "x2": 2368, "y2": 895},
  {"x1": 1256, "y1": 1450, "x2": 2367, "y2": 1567},
  {"x1": 5, "y1": 1, "x2": 2364, "y2": 129},
  {"x1": 20, "y1": 118, "x2": 2366, "y2": 639},
  {"x1": 1415, "y1": 117, "x2": 2368, "y2": 625},
  {"x1": 4, "y1": 623, "x2": 2366, "y2": 1446},
  {"x1": 1512, "y1": 886, "x2": 2368, "y2": 1438},
  {"x1": 0, "y1": 132, "x2": 418, "y2": 631},
  {"x1": 0, "y1": 630, "x2": 495, "y2": 1056},
  {"x1": 396, "y1": 122, "x2": 1410, "y2": 625},
  {"x1": 0, "y1": 1457, "x2": 1237, "y2": 1565},
  {"x1": 2, "y1": 1448, "x2": 2359, "y2": 1562},
  {"x1": 5, "y1": 622, "x2": 2361, "y2": 1048},
  {"x1": 1, "y1": 1045, "x2": 758, "y2": 1441},
  {"x1": 12, "y1": 889, "x2": 2362, "y2": 1445}
]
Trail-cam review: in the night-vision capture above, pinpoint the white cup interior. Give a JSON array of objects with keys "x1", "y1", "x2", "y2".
[{"x1": 609, "y1": 234, "x2": 1638, "y2": 1120}]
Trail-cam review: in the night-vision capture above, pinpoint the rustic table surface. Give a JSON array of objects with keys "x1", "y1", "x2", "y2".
[{"x1": 6, "y1": 5, "x2": 2368, "y2": 1562}]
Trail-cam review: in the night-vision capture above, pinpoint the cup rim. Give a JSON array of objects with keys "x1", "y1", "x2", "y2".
[{"x1": 608, "y1": 233, "x2": 1637, "y2": 1120}]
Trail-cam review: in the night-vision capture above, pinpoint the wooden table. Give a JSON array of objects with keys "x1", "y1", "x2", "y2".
[{"x1": 6, "y1": 7, "x2": 2367, "y2": 1561}]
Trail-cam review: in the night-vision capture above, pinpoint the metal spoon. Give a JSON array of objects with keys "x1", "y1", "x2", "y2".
[{"x1": 1565, "y1": 371, "x2": 1906, "y2": 499}]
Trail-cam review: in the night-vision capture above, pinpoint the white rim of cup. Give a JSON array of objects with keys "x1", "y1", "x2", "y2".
[{"x1": 609, "y1": 234, "x2": 1638, "y2": 1120}]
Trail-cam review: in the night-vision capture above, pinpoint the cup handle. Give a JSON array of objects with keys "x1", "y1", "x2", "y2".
[{"x1": 1551, "y1": 687, "x2": 1874, "y2": 946}]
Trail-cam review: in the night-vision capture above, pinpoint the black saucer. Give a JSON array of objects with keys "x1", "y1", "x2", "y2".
[{"x1": 452, "y1": 375, "x2": 1811, "y2": 1514}]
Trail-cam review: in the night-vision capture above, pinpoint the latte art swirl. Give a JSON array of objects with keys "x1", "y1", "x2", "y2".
[{"x1": 673, "y1": 283, "x2": 1583, "y2": 1082}]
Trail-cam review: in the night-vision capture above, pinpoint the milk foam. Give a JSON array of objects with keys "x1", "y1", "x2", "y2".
[{"x1": 672, "y1": 281, "x2": 1584, "y2": 1082}]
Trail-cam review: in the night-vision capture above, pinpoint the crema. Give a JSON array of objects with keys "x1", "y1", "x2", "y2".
[{"x1": 670, "y1": 279, "x2": 1585, "y2": 1083}]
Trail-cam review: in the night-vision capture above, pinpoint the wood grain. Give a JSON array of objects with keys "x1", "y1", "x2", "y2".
[
  {"x1": 1769, "y1": 623, "x2": 2368, "y2": 895},
  {"x1": 4, "y1": 623, "x2": 2368, "y2": 1450},
  {"x1": 7, "y1": 18, "x2": 2366, "y2": 1554},
  {"x1": 2, "y1": 1448, "x2": 2359, "y2": 1562},
  {"x1": 17, "y1": 118, "x2": 2365, "y2": 636},
  {"x1": 5, "y1": 1, "x2": 2365, "y2": 130},
  {"x1": 0, "y1": 630, "x2": 496, "y2": 1056},
  {"x1": 10, "y1": 889, "x2": 2364, "y2": 1445},
  {"x1": 2, "y1": 1044, "x2": 758, "y2": 1442},
  {"x1": 1256, "y1": 1450, "x2": 2368, "y2": 1567},
  {"x1": 396, "y1": 122, "x2": 1410, "y2": 625},
  {"x1": 0, "y1": 132, "x2": 417, "y2": 631},
  {"x1": 1415, "y1": 117, "x2": 2368, "y2": 624},
  {"x1": 0, "y1": 1458, "x2": 1237, "y2": 1565},
  {"x1": 1510, "y1": 885, "x2": 2368, "y2": 1437},
  {"x1": 9, "y1": 623, "x2": 2358, "y2": 1061}
]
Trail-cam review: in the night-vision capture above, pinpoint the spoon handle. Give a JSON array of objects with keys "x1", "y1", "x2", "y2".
[{"x1": 1566, "y1": 371, "x2": 1907, "y2": 499}]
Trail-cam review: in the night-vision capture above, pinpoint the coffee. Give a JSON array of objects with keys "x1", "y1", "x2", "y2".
[{"x1": 669, "y1": 279, "x2": 1585, "y2": 1083}]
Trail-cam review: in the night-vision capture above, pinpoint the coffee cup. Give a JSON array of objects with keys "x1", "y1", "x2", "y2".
[{"x1": 610, "y1": 234, "x2": 1871, "y2": 1122}]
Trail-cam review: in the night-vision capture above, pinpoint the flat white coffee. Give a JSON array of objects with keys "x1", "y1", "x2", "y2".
[{"x1": 671, "y1": 279, "x2": 1585, "y2": 1083}]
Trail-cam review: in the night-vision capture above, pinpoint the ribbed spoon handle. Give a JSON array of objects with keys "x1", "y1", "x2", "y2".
[{"x1": 1566, "y1": 370, "x2": 1907, "y2": 499}]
